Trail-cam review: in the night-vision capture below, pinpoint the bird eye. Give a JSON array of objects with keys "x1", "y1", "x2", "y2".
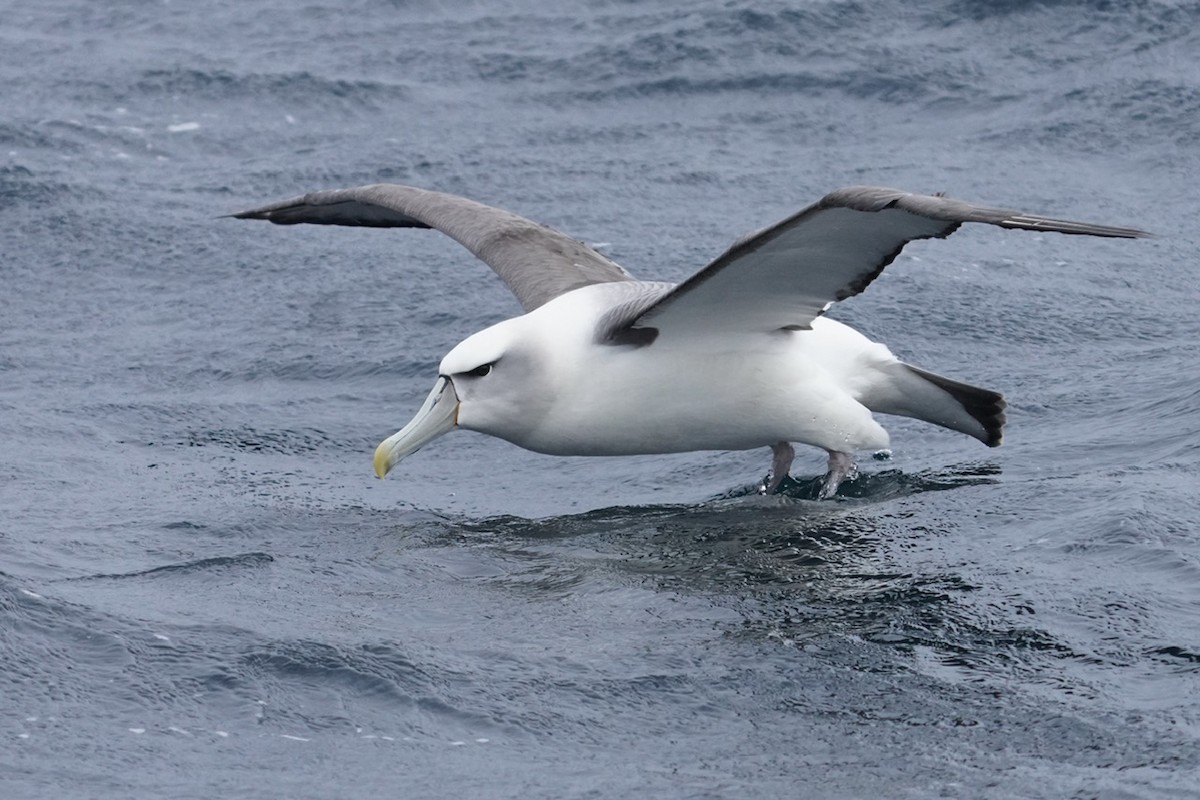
[{"x1": 467, "y1": 363, "x2": 493, "y2": 378}]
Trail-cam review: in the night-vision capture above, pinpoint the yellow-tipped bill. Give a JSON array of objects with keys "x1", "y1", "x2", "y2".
[{"x1": 373, "y1": 376, "x2": 459, "y2": 478}]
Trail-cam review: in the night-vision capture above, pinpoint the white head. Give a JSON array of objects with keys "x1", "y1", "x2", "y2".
[{"x1": 372, "y1": 315, "x2": 552, "y2": 478}]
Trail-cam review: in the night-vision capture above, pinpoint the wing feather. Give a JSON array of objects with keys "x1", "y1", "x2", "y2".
[
  {"x1": 613, "y1": 186, "x2": 1148, "y2": 342},
  {"x1": 232, "y1": 183, "x2": 633, "y2": 312}
]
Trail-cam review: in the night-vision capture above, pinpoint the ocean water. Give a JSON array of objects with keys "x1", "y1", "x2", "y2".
[{"x1": 3, "y1": 0, "x2": 1199, "y2": 797}]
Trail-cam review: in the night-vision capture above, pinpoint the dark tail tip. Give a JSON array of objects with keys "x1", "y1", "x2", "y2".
[{"x1": 906, "y1": 365, "x2": 1007, "y2": 447}]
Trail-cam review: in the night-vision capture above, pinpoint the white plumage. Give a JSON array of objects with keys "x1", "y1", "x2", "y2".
[{"x1": 234, "y1": 184, "x2": 1146, "y2": 498}]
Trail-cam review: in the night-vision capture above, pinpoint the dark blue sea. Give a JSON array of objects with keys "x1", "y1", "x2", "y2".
[{"x1": 3, "y1": 1, "x2": 1199, "y2": 797}]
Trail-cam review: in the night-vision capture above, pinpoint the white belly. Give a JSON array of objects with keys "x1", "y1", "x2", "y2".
[{"x1": 516, "y1": 318, "x2": 893, "y2": 457}]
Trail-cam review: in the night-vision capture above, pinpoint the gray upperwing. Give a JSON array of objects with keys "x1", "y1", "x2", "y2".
[
  {"x1": 232, "y1": 183, "x2": 634, "y2": 312},
  {"x1": 610, "y1": 186, "x2": 1149, "y2": 341}
]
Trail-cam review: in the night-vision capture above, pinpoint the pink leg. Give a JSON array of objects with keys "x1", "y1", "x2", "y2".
[
  {"x1": 818, "y1": 451, "x2": 858, "y2": 500},
  {"x1": 761, "y1": 442, "x2": 795, "y2": 494}
]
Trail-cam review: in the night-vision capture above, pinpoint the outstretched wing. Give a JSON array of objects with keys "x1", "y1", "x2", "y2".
[
  {"x1": 232, "y1": 183, "x2": 634, "y2": 312},
  {"x1": 611, "y1": 186, "x2": 1148, "y2": 342}
]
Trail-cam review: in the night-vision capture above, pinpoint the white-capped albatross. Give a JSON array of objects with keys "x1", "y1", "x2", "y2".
[{"x1": 232, "y1": 184, "x2": 1147, "y2": 498}]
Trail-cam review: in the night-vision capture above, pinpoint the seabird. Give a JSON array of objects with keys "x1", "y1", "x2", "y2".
[{"x1": 233, "y1": 184, "x2": 1147, "y2": 498}]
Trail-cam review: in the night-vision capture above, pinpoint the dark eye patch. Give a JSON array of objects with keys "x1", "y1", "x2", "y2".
[{"x1": 467, "y1": 363, "x2": 493, "y2": 378}]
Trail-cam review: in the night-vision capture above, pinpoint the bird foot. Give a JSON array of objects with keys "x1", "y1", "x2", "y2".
[
  {"x1": 817, "y1": 451, "x2": 858, "y2": 500},
  {"x1": 760, "y1": 442, "x2": 795, "y2": 494}
]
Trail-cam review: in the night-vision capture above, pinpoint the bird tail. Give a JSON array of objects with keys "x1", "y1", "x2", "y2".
[{"x1": 864, "y1": 363, "x2": 1006, "y2": 447}]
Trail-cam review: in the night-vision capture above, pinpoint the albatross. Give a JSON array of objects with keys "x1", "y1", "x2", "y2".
[{"x1": 233, "y1": 184, "x2": 1147, "y2": 498}]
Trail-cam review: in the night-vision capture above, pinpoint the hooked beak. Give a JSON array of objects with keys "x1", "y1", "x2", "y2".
[{"x1": 373, "y1": 376, "x2": 459, "y2": 479}]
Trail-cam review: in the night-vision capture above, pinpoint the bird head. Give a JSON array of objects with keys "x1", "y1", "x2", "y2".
[{"x1": 372, "y1": 317, "x2": 547, "y2": 478}]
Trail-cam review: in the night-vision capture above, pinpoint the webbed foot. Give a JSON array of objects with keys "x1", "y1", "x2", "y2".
[
  {"x1": 817, "y1": 451, "x2": 858, "y2": 500},
  {"x1": 759, "y1": 442, "x2": 795, "y2": 494}
]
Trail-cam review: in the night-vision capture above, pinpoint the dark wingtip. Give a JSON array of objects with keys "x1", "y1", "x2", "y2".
[
  {"x1": 822, "y1": 186, "x2": 1153, "y2": 240},
  {"x1": 998, "y1": 214, "x2": 1152, "y2": 239}
]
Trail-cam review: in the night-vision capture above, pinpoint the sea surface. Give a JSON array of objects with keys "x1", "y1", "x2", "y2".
[{"x1": 3, "y1": 1, "x2": 1199, "y2": 797}]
